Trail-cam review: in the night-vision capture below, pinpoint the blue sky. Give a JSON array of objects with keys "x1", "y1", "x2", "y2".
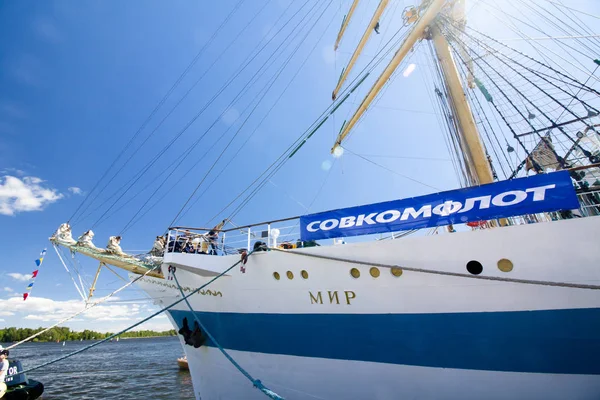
[{"x1": 1, "y1": 0, "x2": 598, "y2": 332}]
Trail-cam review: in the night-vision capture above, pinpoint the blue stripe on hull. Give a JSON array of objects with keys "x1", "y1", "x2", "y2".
[{"x1": 168, "y1": 308, "x2": 600, "y2": 375}]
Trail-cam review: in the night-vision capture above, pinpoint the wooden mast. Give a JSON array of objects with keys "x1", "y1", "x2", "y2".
[
  {"x1": 332, "y1": 0, "x2": 390, "y2": 100},
  {"x1": 331, "y1": 0, "x2": 493, "y2": 185},
  {"x1": 331, "y1": 0, "x2": 446, "y2": 153},
  {"x1": 334, "y1": 0, "x2": 361, "y2": 51},
  {"x1": 88, "y1": 262, "x2": 104, "y2": 300},
  {"x1": 431, "y1": 26, "x2": 494, "y2": 184}
]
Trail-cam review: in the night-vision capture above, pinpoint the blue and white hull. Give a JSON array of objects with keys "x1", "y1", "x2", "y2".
[{"x1": 136, "y1": 216, "x2": 600, "y2": 399}]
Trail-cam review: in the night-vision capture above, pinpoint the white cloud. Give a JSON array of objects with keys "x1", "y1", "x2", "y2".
[
  {"x1": 3, "y1": 286, "x2": 14, "y2": 292},
  {"x1": 0, "y1": 295, "x2": 176, "y2": 333},
  {"x1": 7, "y1": 273, "x2": 32, "y2": 281},
  {"x1": 0, "y1": 175, "x2": 63, "y2": 215},
  {"x1": 68, "y1": 186, "x2": 83, "y2": 195},
  {"x1": 0, "y1": 319, "x2": 4, "y2": 322},
  {"x1": 4, "y1": 296, "x2": 145, "y2": 323},
  {"x1": 0, "y1": 168, "x2": 26, "y2": 176}
]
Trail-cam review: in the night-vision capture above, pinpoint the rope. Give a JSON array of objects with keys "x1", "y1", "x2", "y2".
[
  {"x1": 69, "y1": 0, "x2": 247, "y2": 224},
  {"x1": 18, "y1": 250, "x2": 254, "y2": 375},
  {"x1": 204, "y1": 25, "x2": 413, "y2": 226},
  {"x1": 172, "y1": 271, "x2": 284, "y2": 400},
  {"x1": 53, "y1": 245, "x2": 86, "y2": 301},
  {"x1": 88, "y1": 0, "x2": 315, "y2": 230},
  {"x1": 172, "y1": 0, "x2": 338, "y2": 226},
  {"x1": 168, "y1": 0, "x2": 333, "y2": 227},
  {"x1": 269, "y1": 248, "x2": 600, "y2": 290},
  {"x1": 7, "y1": 261, "x2": 161, "y2": 351}
]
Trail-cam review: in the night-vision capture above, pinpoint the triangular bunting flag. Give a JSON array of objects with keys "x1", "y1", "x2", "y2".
[
  {"x1": 25, "y1": 248, "x2": 47, "y2": 301},
  {"x1": 35, "y1": 249, "x2": 47, "y2": 267}
]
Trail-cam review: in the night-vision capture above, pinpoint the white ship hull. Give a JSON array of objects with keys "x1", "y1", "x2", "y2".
[{"x1": 135, "y1": 216, "x2": 600, "y2": 399}]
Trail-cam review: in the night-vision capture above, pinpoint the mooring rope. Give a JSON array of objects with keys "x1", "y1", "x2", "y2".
[
  {"x1": 17, "y1": 250, "x2": 254, "y2": 375},
  {"x1": 7, "y1": 261, "x2": 161, "y2": 351},
  {"x1": 172, "y1": 270, "x2": 284, "y2": 400},
  {"x1": 269, "y1": 248, "x2": 600, "y2": 290}
]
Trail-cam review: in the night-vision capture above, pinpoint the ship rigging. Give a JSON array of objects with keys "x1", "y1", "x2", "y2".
[{"x1": 20, "y1": 0, "x2": 600, "y2": 399}]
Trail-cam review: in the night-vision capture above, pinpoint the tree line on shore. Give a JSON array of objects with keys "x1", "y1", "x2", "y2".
[{"x1": 0, "y1": 327, "x2": 177, "y2": 343}]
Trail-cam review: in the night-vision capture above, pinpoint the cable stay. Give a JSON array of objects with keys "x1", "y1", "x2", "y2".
[
  {"x1": 172, "y1": 270, "x2": 285, "y2": 399},
  {"x1": 203, "y1": 28, "x2": 414, "y2": 225},
  {"x1": 540, "y1": 0, "x2": 600, "y2": 21},
  {"x1": 69, "y1": 0, "x2": 248, "y2": 225},
  {"x1": 501, "y1": 34, "x2": 600, "y2": 42},
  {"x1": 332, "y1": 0, "x2": 390, "y2": 100},
  {"x1": 74, "y1": 0, "x2": 317, "y2": 228},
  {"x1": 7, "y1": 260, "x2": 160, "y2": 351},
  {"x1": 52, "y1": 245, "x2": 87, "y2": 301},
  {"x1": 332, "y1": 0, "x2": 447, "y2": 153}
]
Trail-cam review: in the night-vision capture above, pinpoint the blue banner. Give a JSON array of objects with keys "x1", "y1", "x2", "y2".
[{"x1": 300, "y1": 171, "x2": 579, "y2": 241}]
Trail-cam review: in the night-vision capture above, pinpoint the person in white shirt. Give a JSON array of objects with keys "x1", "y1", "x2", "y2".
[{"x1": 0, "y1": 347, "x2": 9, "y2": 398}]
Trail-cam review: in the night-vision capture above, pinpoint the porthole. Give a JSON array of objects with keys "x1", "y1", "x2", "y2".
[
  {"x1": 286, "y1": 271, "x2": 294, "y2": 280},
  {"x1": 497, "y1": 259, "x2": 513, "y2": 273},
  {"x1": 466, "y1": 260, "x2": 483, "y2": 275},
  {"x1": 350, "y1": 268, "x2": 360, "y2": 278},
  {"x1": 301, "y1": 270, "x2": 309, "y2": 279},
  {"x1": 390, "y1": 267, "x2": 403, "y2": 277},
  {"x1": 273, "y1": 272, "x2": 280, "y2": 280},
  {"x1": 369, "y1": 267, "x2": 380, "y2": 278}
]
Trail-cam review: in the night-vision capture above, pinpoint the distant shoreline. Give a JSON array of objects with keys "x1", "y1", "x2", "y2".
[
  {"x1": 117, "y1": 335, "x2": 177, "y2": 340},
  {"x1": 1, "y1": 327, "x2": 176, "y2": 343},
  {"x1": 1, "y1": 336, "x2": 177, "y2": 345}
]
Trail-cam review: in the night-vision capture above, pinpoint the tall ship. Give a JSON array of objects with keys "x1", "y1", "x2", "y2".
[{"x1": 51, "y1": 0, "x2": 600, "y2": 398}]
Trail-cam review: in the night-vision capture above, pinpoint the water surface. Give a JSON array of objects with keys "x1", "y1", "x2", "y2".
[{"x1": 3, "y1": 336, "x2": 194, "y2": 399}]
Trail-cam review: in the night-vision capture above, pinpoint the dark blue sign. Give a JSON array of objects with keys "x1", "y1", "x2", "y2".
[
  {"x1": 5, "y1": 359, "x2": 27, "y2": 386},
  {"x1": 300, "y1": 171, "x2": 579, "y2": 241}
]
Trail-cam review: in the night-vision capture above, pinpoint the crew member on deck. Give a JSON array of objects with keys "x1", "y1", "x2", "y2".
[
  {"x1": 206, "y1": 219, "x2": 227, "y2": 255},
  {"x1": 0, "y1": 347, "x2": 9, "y2": 398},
  {"x1": 207, "y1": 230, "x2": 218, "y2": 255}
]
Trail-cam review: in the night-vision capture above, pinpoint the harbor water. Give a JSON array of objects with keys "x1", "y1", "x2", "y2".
[{"x1": 3, "y1": 336, "x2": 194, "y2": 399}]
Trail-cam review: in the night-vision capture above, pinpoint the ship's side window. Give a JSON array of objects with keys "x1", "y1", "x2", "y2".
[{"x1": 466, "y1": 260, "x2": 483, "y2": 275}]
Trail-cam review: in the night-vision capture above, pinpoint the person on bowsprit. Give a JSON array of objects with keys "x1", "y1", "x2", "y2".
[{"x1": 0, "y1": 347, "x2": 9, "y2": 398}]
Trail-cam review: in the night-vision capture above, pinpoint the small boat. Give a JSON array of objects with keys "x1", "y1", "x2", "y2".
[
  {"x1": 4, "y1": 359, "x2": 44, "y2": 400},
  {"x1": 177, "y1": 356, "x2": 188, "y2": 370}
]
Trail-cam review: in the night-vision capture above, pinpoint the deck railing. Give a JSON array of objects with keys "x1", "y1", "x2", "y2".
[
  {"x1": 164, "y1": 188, "x2": 600, "y2": 255},
  {"x1": 166, "y1": 217, "x2": 318, "y2": 256}
]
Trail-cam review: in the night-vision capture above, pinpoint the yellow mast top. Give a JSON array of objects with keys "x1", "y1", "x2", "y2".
[
  {"x1": 332, "y1": 0, "x2": 390, "y2": 100},
  {"x1": 331, "y1": 0, "x2": 494, "y2": 186},
  {"x1": 334, "y1": 0, "x2": 361, "y2": 51}
]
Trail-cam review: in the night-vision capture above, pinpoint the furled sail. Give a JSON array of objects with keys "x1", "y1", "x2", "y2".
[{"x1": 525, "y1": 136, "x2": 562, "y2": 173}]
